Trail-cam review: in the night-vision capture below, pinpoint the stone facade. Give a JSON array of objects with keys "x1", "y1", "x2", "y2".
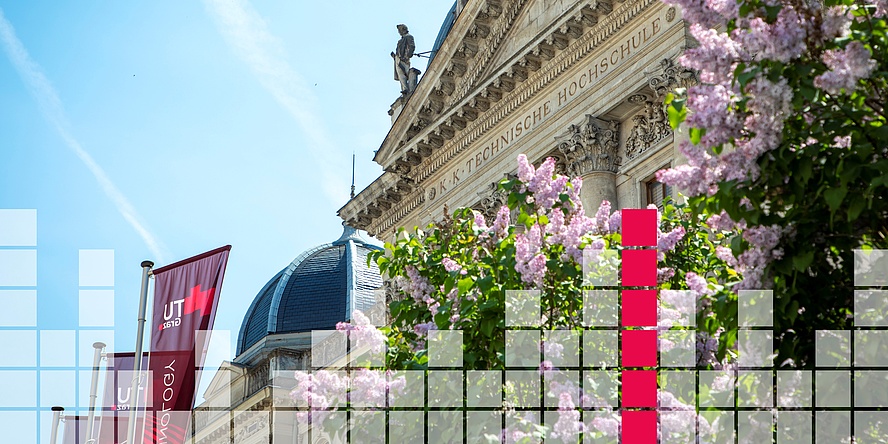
[
  {"x1": 193, "y1": 0, "x2": 698, "y2": 442},
  {"x1": 340, "y1": 0, "x2": 696, "y2": 241}
]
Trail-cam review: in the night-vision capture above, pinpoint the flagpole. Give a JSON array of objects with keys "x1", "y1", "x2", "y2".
[
  {"x1": 84, "y1": 341, "x2": 106, "y2": 443},
  {"x1": 49, "y1": 406, "x2": 63, "y2": 444},
  {"x1": 127, "y1": 260, "x2": 153, "y2": 444}
]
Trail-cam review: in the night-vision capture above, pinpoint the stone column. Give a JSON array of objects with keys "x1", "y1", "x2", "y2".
[{"x1": 557, "y1": 115, "x2": 621, "y2": 213}]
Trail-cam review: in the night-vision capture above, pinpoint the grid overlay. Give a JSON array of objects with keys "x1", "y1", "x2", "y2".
[{"x1": 3, "y1": 208, "x2": 888, "y2": 442}]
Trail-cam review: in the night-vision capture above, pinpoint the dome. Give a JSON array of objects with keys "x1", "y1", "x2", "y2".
[
  {"x1": 236, "y1": 224, "x2": 383, "y2": 356},
  {"x1": 426, "y1": 1, "x2": 458, "y2": 70}
]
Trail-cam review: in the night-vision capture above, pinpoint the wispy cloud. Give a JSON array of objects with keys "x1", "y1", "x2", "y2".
[
  {"x1": 0, "y1": 8, "x2": 167, "y2": 263},
  {"x1": 203, "y1": 0, "x2": 348, "y2": 204}
]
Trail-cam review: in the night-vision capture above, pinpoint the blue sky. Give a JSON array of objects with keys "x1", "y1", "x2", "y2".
[{"x1": 0, "y1": 0, "x2": 454, "y2": 421}]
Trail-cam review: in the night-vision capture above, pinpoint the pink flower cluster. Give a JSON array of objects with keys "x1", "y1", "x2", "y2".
[
  {"x1": 336, "y1": 310, "x2": 386, "y2": 355},
  {"x1": 814, "y1": 41, "x2": 877, "y2": 95}
]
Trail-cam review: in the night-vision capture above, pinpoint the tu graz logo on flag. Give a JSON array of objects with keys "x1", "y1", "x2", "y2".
[{"x1": 157, "y1": 284, "x2": 216, "y2": 331}]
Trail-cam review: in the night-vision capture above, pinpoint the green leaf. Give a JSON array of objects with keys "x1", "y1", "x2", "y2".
[
  {"x1": 848, "y1": 196, "x2": 866, "y2": 222},
  {"x1": 792, "y1": 250, "x2": 814, "y2": 271},
  {"x1": 824, "y1": 187, "x2": 848, "y2": 213},
  {"x1": 480, "y1": 319, "x2": 495, "y2": 338},
  {"x1": 667, "y1": 100, "x2": 687, "y2": 129},
  {"x1": 689, "y1": 127, "x2": 704, "y2": 145},
  {"x1": 458, "y1": 277, "x2": 474, "y2": 294}
]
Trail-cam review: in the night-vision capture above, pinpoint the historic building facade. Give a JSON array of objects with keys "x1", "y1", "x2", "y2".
[
  {"x1": 190, "y1": 0, "x2": 696, "y2": 442},
  {"x1": 339, "y1": 0, "x2": 695, "y2": 240}
]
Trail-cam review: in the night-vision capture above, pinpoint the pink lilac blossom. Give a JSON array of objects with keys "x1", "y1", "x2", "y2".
[
  {"x1": 515, "y1": 223, "x2": 547, "y2": 286},
  {"x1": 517, "y1": 153, "x2": 535, "y2": 183},
  {"x1": 473, "y1": 210, "x2": 489, "y2": 232},
  {"x1": 681, "y1": 24, "x2": 747, "y2": 84},
  {"x1": 686, "y1": 272, "x2": 715, "y2": 296},
  {"x1": 821, "y1": 6, "x2": 851, "y2": 39},
  {"x1": 665, "y1": 0, "x2": 736, "y2": 28},
  {"x1": 441, "y1": 257, "x2": 465, "y2": 274},
  {"x1": 657, "y1": 226, "x2": 686, "y2": 260},
  {"x1": 413, "y1": 321, "x2": 437, "y2": 336},
  {"x1": 657, "y1": 267, "x2": 676, "y2": 283},
  {"x1": 833, "y1": 135, "x2": 852, "y2": 148},
  {"x1": 814, "y1": 41, "x2": 877, "y2": 95},
  {"x1": 590, "y1": 416, "x2": 620, "y2": 436},
  {"x1": 592, "y1": 200, "x2": 612, "y2": 235},
  {"x1": 686, "y1": 84, "x2": 743, "y2": 148},
  {"x1": 715, "y1": 246, "x2": 738, "y2": 267},
  {"x1": 493, "y1": 205, "x2": 511, "y2": 240},
  {"x1": 336, "y1": 310, "x2": 386, "y2": 354},
  {"x1": 734, "y1": 7, "x2": 809, "y2": 63},
  {"x1": 551, "y1": 392, "x2": 584, "y2": 443},
  {"x1": 873, "y1": 0, "x2": 888, "y2": 17},
  {"x1": 404, "y1": 265, "x2": 432, "y2": 303}
]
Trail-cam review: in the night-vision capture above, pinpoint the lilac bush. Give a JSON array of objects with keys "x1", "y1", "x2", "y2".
[{"x1": 659, "y1": 0, "x2": 888, "y2": 365}]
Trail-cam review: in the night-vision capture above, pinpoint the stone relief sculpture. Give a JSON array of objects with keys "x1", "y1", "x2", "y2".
[
  {"x1": 647, "y1": 58, "x2": 697, "y2": 98},
  {"x1": 392, "y1": 24, "x2": 419, "y2": 96},
  {"x1": 625, "y1": 99, "x2": 672, "y2": 160},
  {"x1": 557, "y1": 115, "x2": 621, "y2": 176}
]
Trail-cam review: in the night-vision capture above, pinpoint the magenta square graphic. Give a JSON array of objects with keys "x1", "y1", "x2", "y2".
[
  {"x1": 622, "y1": 249, "x2": 658, "y2": 287},
  {"x1": 622, "y1": 330, "x2": 658, "y2": 367},
  {"x1": 622, "y1": 370, "x2": 657, "y2": 407},
  {"x1": 622, "y1": 289, "x2": 658, "y2": 327},
  {"x1": 621, "y1": 209, "x2": 658, "y2": 247},
  {"x1": 622, "y1": 410, "x2": 657, "y2": 443}
]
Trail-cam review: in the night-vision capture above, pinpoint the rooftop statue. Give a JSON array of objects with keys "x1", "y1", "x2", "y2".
[{"x1": 392, "y1": 24, "x2": 418, "y2": 96}]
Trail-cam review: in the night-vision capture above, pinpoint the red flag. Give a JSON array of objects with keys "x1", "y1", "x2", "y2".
[
  {"x1": 146, "y1": 246, "x2": 230, "y2": 444},
  {"x1": 102, "y1": 352, "x2": 150, "y2": 412}
]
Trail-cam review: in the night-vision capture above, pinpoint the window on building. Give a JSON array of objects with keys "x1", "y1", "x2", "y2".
[{"x1": 645, "y1": 178, "x2": 672, "y2": 209}]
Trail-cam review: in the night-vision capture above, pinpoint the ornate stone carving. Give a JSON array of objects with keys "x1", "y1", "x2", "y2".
[
  {"x1": 625, "y1": 100, "x2": 672, "y2": 160},
  {"x1": 647, "y1": 58, "x2": 698, "y2": 98},
  {"x1": 476, "y1": 181, "x2": 508, "y2": 220},
  {"x1": 557, "y1": 115, "x2": 621, "y2": 176}
]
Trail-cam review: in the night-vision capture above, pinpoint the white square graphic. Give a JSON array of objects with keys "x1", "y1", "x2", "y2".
[
  {"x1": 40, "y1": 370, "x2": 76, "y2": 408},
  {"x1": 0, "y1": 290, "x2": 37, "y2": 327},
  {"x1": 40, "y1": 330, "x2": 76, "y2": 367},
  {"x1": 738, "y1": 329, "x2": 773, "y2": 368},
  {"x1": 816, "y1": 329, "x2": 851, "y2": 368},
  {"x1": 0, "y1": 370, "x2": 37, "y2": 407},
  {"x1": 854, "y1": 290, "x2": 888, "y2": 326},
  {"x1": 583, "y1": 330, "x2": 618, "y2": 368},
  {"x1": 583, "y1": 248, "x2": 620, "y2": 287},
  {"x1": 233, "y1": 411, "x2": 269, "y2": 443},
  {"x1": 815, "y1": 411, "x2": 850, "y2": 443},
  {"x1": 466, "y1": 410, "x2": 502, "y2": 443},
  {"x1": 0, "y1": 209, "x2": 37, "y2": 246},
  {"x1": 388, "y1": 370, "x2": 424, "y2": 408},
  {"x1": 739, "y1": 290, "x2": 773, "y2": 327},
  {"x1": 0, "y1": 330, "x2": 37, "y2": 367},
  {"x1": 777, "y1": 370, "x2": 811, "y2": 408},
  {"x1": 428, "y1": 411, "x2": 463, "y2": 444},
  {"x1": 78, "y1": 249, "x2": 114, "y2": 287},
  {"x1": 699, "y1": 370, "x2": 735, "y2": 408},
  {"x1": 390, "y1": 411, "x2": 424, "y2": 443},
  {"x1": 311, "y1": 330, "x2": 347, "y2": 368},
  {"x1": 583, "y1": 290, "x2": 619, "y2": 327},
  {"x1": 78, "y1": 289, "x2": 115, "y2": 327},
  {"x1": 467, "y1": 370, "x2": 502, "y2": 408},
  {"x1": 738, "y1": 411, "x2": 773, "y2": 444},
  {"x1": 428, "y1": 330, "x2": 463, "y2": 368},
  {"x1": 854, "y1": 249, "x2": 888, "y2": 286},
  {"x1": 583, "y1": 411, "x2": 620, "y2": 443},
  {"x1": 776, "y1": 411, "x2": 812, "y2": 444},
  {"x1": 737, "y1": 370, "x2": 773, "y2": 408},
  {"x1": 854, "y1": 370, "x2": 888, "y2": 407},
  {"x1": 349, "y1": 410, "x2": 385, "y2": 444},
  {"x1": 815, "y1": 370, "x2": 851, "y2": 408},
  {"x1": 0, "y1": 250, "x2": 37, "y2": 286},
  {"x1": 506, "y1": 290, "x2": 541, "y2": 327}
]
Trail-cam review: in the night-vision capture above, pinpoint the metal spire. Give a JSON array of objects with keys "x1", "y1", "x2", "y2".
[{"x1": 350, "y1": 152, "x2": 356, "y2": 199}]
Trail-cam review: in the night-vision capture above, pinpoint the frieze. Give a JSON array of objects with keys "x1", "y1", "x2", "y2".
[{"x1": 417, "y1": 0, "x2": 670, "y2": 199}]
